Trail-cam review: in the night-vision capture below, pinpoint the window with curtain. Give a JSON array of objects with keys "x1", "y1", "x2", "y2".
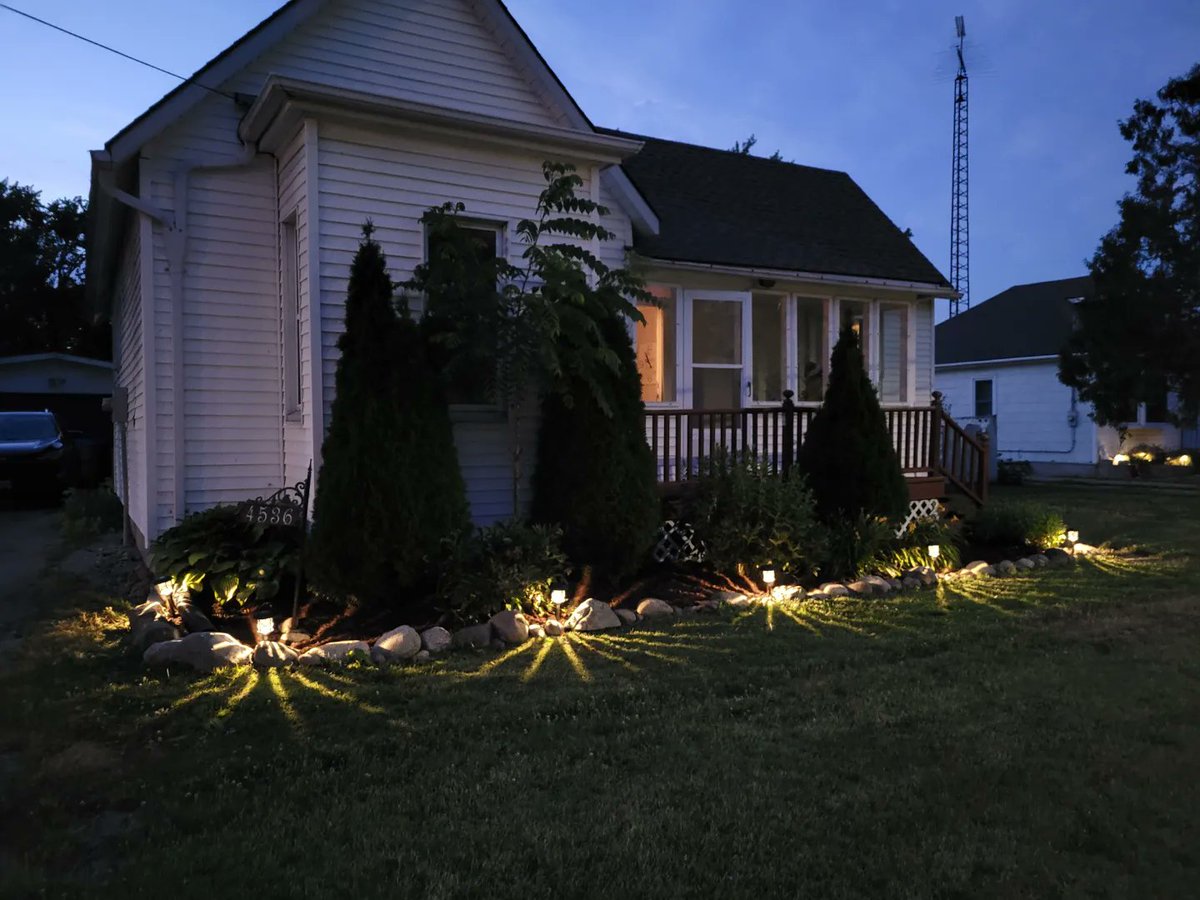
[
  {"x1": 635, "y1": 285, "x2": 677, "y2": 403},
  {"x1": 795, "y1": 297, "x2": 825, "y2": 402},
  {"x1": 878, "y1": 304, "x2": 909, "y2": 403},
  {"x1": 751, "y1": 294, "x2": 785, "y2": 402}
]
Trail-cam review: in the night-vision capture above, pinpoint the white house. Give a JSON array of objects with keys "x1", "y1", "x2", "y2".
[
  {"x1": 935, "y1": 276, "x2": 1189, "y2": 475},
  {"x1": 88, "y1": 0, "x2": 964, "y2": 548}
]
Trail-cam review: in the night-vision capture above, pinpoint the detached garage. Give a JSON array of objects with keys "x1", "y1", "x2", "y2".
[{"x1": 0, "y1": 353, "x2": 114, "y2": 482}]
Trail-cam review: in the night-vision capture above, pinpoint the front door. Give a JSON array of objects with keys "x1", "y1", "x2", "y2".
[{"x1": 685, "y1": 290, "x2": 751, "y2": 410}]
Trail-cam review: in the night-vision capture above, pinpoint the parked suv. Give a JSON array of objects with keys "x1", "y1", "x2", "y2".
[{"x1": 0, "y1": 410, "x2": 78, "y2": 500}]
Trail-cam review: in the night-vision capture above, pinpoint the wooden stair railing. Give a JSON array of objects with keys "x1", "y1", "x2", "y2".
[{"x1": 930, "y1": 391, "x2": 989, "y2": 506}]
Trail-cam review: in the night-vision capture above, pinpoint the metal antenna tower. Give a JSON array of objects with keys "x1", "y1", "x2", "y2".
[{"x1": 949, "y1": 15, "x2": 969, "y2": 316}]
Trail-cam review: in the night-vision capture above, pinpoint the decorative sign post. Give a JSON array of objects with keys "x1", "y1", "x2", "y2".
[{"x1": 237, "y1": 462, "x2": 313, "y2": 625}]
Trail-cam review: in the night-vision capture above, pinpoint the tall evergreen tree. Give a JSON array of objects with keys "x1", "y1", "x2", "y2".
[
  {"x1": 308, "y1": 224, "x2": 468, "y2": 603},
  {"x1": 796, "y1": 326, "x2": 908, "y2": 522},
  {"x1": 531, "y1": 313, "x2": 659, "y2": 581}
]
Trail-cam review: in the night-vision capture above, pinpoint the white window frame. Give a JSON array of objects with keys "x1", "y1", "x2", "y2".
[
  {"x1": 683, "y1": 289, "x2": 752, "y2": 410},
  {"x1": 636, "y1": 283, "x2": 685, "y2": 409},
  {"x1": 280, "y1": 213, "x2": 302, "y2": 421},
  {"x1": 749, "y1": 290, "x2": 790, "y2": 407},
  {"x1": 789, "y1": 294, "x2": 831, "y2": 406},
  {"x1": 877, "y1": 301, "x2": 913, "y2": 407},
  {"x1": 973, "y1": 377, "x2": 994, "y2": 418}
]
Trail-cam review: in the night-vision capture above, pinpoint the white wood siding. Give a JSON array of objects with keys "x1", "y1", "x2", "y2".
[
  {"x1": 316, "y1": 122, "x2": 607, "y2": 521},
  {"x1": 112, "y1": 223, "x2": 147, "y2": 539},
  {"x1": 278, "y1": 126, "x2": 313, "y2": 489},
  {"x1": 914, "y1": 298, "x2": 933, "y2": 400},
  {"x1": 935, "y1": 360, "x2": 1099, "y2": 464}
]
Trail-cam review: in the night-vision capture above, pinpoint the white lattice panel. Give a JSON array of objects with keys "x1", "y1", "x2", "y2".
[{"x1": 896, "y1": 499, "x2": 942, "y2": 536}]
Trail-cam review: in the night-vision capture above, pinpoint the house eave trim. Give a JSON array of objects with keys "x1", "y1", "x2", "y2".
[
  {"x1": 600, "y1": 167, "x2": 659, "y2": 236},
  {"x1": 242, "y1": 78, "x2": 644, "y2": 163},
  {"x1": 935, "y1": 354, "x2": 1059, "y2": 370},
  {"x1": 637, "y1": 256, "x2": 956, "y2": 296}
]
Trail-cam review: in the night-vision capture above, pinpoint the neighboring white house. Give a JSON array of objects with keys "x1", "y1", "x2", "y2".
[
  {"x1": 935, "y1": 276, "x2": 1185, "y2": 475},
  {"x1": 88, "y1": 0, "x2": 956, "y2": 548}
]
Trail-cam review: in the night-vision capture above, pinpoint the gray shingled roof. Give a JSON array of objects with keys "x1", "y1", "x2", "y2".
[
  {"x1": 604, "y1": 130, "x2": 949, "y2": 286},
  {"x1": 935, "y1": 276, "x2": 1092, "y2": 365}
]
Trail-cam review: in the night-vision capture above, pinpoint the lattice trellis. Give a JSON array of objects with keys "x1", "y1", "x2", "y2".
[
  {"x1": 896, "y1": 498, "x2": 942, "y2": 536},
  {"x1": 652, "y1": 520, "x2": 707, "y2": 564}
]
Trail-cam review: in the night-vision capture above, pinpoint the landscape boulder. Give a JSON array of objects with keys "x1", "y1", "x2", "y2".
[
  {"x1": 128, "y1": 601, "x2": 180, "y2": 654},
  {"x1": 615, "y1": 609, "x2": 637, "y2": 625},
  {"x1": 371, "y1": 626, "x2": 421, "y2": 663},
  {"x1": 1031, "y1": 554, "x2": 1049, "y2": 567},
  {"x1": 297, "y1": 640, "x2": 370, "y2": 667},
  {"x1": 543, "y1": 619, "x2": 564, "y2": 637},
  {"x1": 252, "y1": 640, "x2": 298, "y2": 669},
  {"x1": 565, "y1": 598, "x2": 621, "y2": 632},
  {"x1": 144, "y1": 632, "x2": 252, "y2": 672},
  {"x1": 710, "y1": 590, "x2": 748, "y2": 604},
  {"x1": 528, "y1": 623, "x2": 545, "y2": 639},
  {"x1": 901, "y1": 576, "x2": 922, "y2": 590},
  {"x1": 993, "y1": 559, "x2": 1017, "y2": 576},
  {"x1": 1044, "y1": 548, "x2": 1073, "y2": 567},
  {"x1": 1015, "y1": 558, "x2": 1036, "y2": 570},
  {"x1": 490, "y1": 611, "x2": 529, "y2": 645},
  {"x1": 961, "y1": 560, "x2": 991, "y2": 577},
  {"x1": 819, "y1": 583, "x2": 851, "y2": 597},
  {"x1": 863, "y1": 575, "x2": 892, "y2": 593},
  {"x1": 636, "y1": 598, "x2": 674, "y2": 618},
  {"x1": 451, "y1": 623, "x2": 493, "y2": 650},
  {"x1": 846, "y1": 580, "x2": 873, "y2": 596},
  {"x1": 420, "y1": 626, "x2": 452, "y2": 653}
]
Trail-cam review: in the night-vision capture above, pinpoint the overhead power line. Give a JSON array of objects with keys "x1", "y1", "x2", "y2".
[{"x1": 0, "y1": 2, "x2": 234, "y2": 100}]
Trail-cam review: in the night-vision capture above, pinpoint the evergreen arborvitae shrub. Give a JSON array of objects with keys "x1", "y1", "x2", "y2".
[
  {"x1": 531, "y1": 313, "x2": 659, "y2": 581},
  {"x1": 796, "y1": 326, "x2": 909, "y2": 523},
  {"x1": 308, "y1": 225, "x2": 469, "y2": 604}
]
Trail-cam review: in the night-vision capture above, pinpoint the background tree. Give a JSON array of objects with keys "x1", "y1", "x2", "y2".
[
  {"x1": 409, "y1": 162, "x2": 652, "y2": 517},
  {"x1": 0, "y1": 179, "x2": 106, "y2": 357},
  {"x1": 796, "y1": 326, "x2": 908, "y2": 523},
  {"x1": 730, "y1": 133, "x2": 786, "y2": 162},
  {"x1": 531, "y1": 312, "x2": 659, "y2": 582},
  {"x1": 1059, "y1": 64, "x2": 1200, "y2": 426},
  {"x1": 308, "y1": 224, "x2": 468, "y2": 603}
]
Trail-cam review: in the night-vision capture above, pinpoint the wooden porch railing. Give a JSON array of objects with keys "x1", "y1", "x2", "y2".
[{"x1": 643, "y1": 390, "x2": 989, "y2": 506}]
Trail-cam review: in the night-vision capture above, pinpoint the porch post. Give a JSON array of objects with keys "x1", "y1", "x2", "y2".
[
  {"x1": 930, "y1": 391, "x2": 943, "y2": 476},
  {"x1": 781, "y1": 390, "x2": 796, "y2": 479}
]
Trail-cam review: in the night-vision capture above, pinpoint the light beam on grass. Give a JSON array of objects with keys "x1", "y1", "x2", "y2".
[
  {"x1": 774, "y1": 605, "x2": 822, "y2": 635},
  {"x1": 474, "y1": 640, "x2": 538, "y2": 676},
  {"x1": 587, "y1": 633, "x2": 689, "y2": 667},
  {"x1": 521, "y1": 638, "x2": 555, "y2": 682},
  {"x1": 574, "y1": 636, "x2": 642, "y2": 673},
  {"x1": 170, "y1": 669, "x2": 250, "y2": 711},
  {"x1": 289, "y1": 670, "x2": 384, "y2": 715},
  {"x1": 215, "y1": 670, "x2": 259, "y2": 719},
  {"x1": 607, "y1": 635, "x2": 730, "y2": 655},
  {"x1": 558, "y1": 635, "x2": 593, "y2": 682},
  {"x1": 267, "y1": 668, "x2": 305, "y2": 733}
]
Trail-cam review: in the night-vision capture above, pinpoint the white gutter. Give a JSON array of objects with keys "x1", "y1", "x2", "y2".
[
  {"x1": 935, "y1": 354, "x2": 1058, "y2": 370},
  {"x1": 638, "y1": 256, "x2": 956, "y2": 296}
]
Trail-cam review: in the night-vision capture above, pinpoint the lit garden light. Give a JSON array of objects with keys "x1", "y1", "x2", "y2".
[
  {"x1": 1067, "y1": 530, "x2": 1079, "y2": 544},
  {"x1": 254, "y1": 606, "x2": 275, "y2": 641},
  {"x1": 928, "y1": 544, "x2": 941, "y2": 561},
  {"x1": 761, "y1": 569, "x2": 776, "y2": 587},
  {"x1": 550, "y1": 581, "x2": 568, "y2": 607}
]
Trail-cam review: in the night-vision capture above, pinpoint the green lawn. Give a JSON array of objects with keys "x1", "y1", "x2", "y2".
[{"x1": 2, "y1": 484, "x2": 1199, "y2": 897}]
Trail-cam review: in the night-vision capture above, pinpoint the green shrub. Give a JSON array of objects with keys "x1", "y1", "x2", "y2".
[
  {"x1": 687, "y1": 453, "x2": 825, "y2": 583},
  {"x1": 878, "y1": 515, "x2": 963, "y2": 575},
  {"x1": 531, "y1": 313, "x2": 659, "y2": 581},
  {"x1": 437, "y1": 522, "x2": 567, "y2": 623},
  {"x1": 797, "y1": 326, "x2": 909, "y2": 523},
  {"x1": 61, "y1": 480, "x2": 123, "y2": 542},
  {"x1": 968, "y1": 501, "x2": 1066, "y2": 550},
  {"x1": 820, "y1": 512, "x2": 896, "y2": 581},
  {"x1": 997, "y1": 459, "x2": 1034, "y2": 486},
  {"x1": 308, "y1": 224, "x2": 469, "y2": 604},
  {"x1": 150, "y1": 505, "x2": 298, "y2": 608}
]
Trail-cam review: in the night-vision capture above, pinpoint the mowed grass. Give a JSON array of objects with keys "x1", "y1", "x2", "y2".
[{"x1": 2, "y1": 484, "x2": 1199, "y2": 897}]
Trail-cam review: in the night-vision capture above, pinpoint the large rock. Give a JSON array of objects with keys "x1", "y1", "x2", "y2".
[
  {"x1": 960, "y1": 560, "x2": 991, "y2": 577},
  {"x1": 905, "y1": 567, "x2": 938, "y2": 587},
  {"x1": 819, "y1": 583, "x2": 851, "y2": 597},
  {"x1": 1044, "y1": 548, "x2": 1073, "y2": 567},
  {"x1": 993, "y1": 559, "x2": 1017, "y2": 576},
  {"x1": 846, "y1": 580, "x2": 873, "y2": 596},
  {"x1": 1031, "y1": 554, "x2": 1049, "y2": 567},
  {"x1": 144, "y1": 632, "x2": 252, "y2": 672},
  {"x1": 636, "y1": 598, "x2": 674, "y2": 618},
  {"x1": 615, "y1": 609, "x2": 638, "y2": 625},
  {"x1": 371, "y1": 625, "x2": 421, "y2": 663},
  {"x1": 252, "y1": 640, "x2": 298, "y2": 669},
  {"x1": 420, "y1": 626, "x2": 452, "y2": 653},
  {"x1": 710, "y1": 590, "x2": 748, "y2": 604},
  {"x1": 490, "y1": 611, "x2": 529, "y2": 645},
  {"x1": 528, "y1": 622, "x2": 546, "y2": 639},
  {"x1": 543, "y1": 619, "x2": 564, "y2": 637},
  {"x1": 1015, "y1": 557, "x2": 1036, "y2": 570},
  {"x1": 128, "y1": 600, "x2": 180, "y2": 654},
  {"x1": 901, "y1": 576, "x2": 922, "y2": 591},
  {"x1": 565, "y1": 598, "x2": 621, "y2": 632},
  {"x1": 297, "y1": 640, "x2": 370, "y2": 667},
  {"x1": 863, "y1": 575, "x2": 892, "y2": 593},
  {"x1": 1072, "y1": 543, "x2": 1098, "y2": 557},
  {"x1": 451, "y1": 623, "x2": 493, "y2": 650},
  {"x1": 178, "y1": 604, "x2": 215, "y2": 634}
]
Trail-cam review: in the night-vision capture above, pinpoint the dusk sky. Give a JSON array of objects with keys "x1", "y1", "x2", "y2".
[{"x1": 2, "y1": 0, "x2": 1197, "y2": 318}]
